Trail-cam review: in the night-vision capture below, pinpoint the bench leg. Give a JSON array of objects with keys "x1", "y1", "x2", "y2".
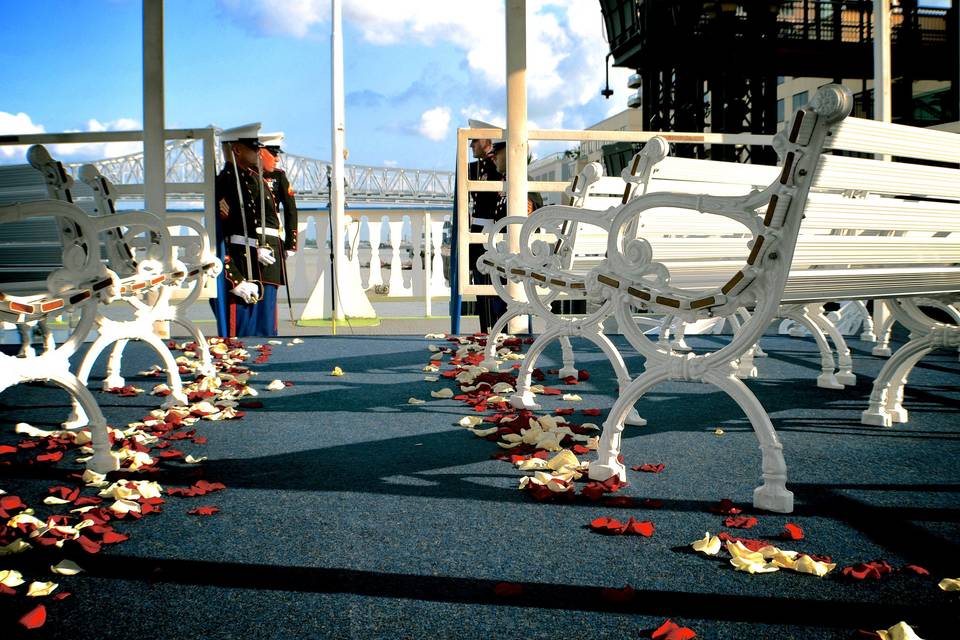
[
  {"x1": 77, "y1": 330, "x2": 190, "y2": 408},
  {"x1": 857, "y1": 301, "x2": 877, "y2": 342},
  {"x1": 589, "y1": 367, "x2": 670, "y2": 483},
  {"x1": 45, "y1": 371, "x2": 119, "y2": 473},
  {"x1": 872, "y1": 301, "x2": 895, "y2": 357},
  {"x1": 810, "y1": 307, "x2": 856, "y2": 386},
  {"x1": 787, "y1": 308, "x2": 843, "y2": 389},
  {"x1": 706, "y1": 371, "x2": 793, "y2": 513},
  {"x1": 171, "y1": 317, "x2": 217, "y2": 378},
  {"x1": 480, "y1": 307, "x2": 517, "y2": 373},
  {"x1": 102, "y1": 339, "x2": 129, "y2": 390},
  {"x1": 862, "y1": 336, "x2": 933, "y2": 426},
  {"x1": 557, "y1": 336, "x2": 578, "y2": 380},
  {"x1": 580, "y1": 327, "x2": 643, "y2": 425},
  {"x1": 510, "y1": 324, "x2": 565, "y2": 411}
]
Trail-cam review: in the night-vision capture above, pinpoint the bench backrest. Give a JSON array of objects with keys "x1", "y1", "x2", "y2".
[
  {"x1": 603, "y1": 84, "x2": 960, "y2": 317},
  {"x1": 0, "y1": 156, "x2": 97, "y2": 286}
]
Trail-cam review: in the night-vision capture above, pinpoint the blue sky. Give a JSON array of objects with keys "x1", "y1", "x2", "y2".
[{"x1": 1, "y1": 0, "x2": 634, "y2": 169}]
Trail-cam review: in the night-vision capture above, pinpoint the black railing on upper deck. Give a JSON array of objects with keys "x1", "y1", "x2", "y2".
[{"x1": 601, "y1": 0, "x2": 951, "y2": 59}]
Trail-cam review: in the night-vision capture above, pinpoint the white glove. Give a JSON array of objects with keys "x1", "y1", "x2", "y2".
[
  {"x1": 257, "y1": 246, "x2": 276, "y2": 266},
  {"x1": 286, "y1": 249, "x2": 296, "y2": 258},
  {"x1": 231, "y1": 280, "x2": 260, "y2": 304}
]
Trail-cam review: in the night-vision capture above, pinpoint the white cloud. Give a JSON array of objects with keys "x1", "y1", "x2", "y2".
[
  {"x1": 0, "y1": 111, "x2": 45, "y2": 160},
  {"x1": 217, "y1": 0, "x2": 326, "y2": 38},
  {"x1": 417, "y1": 106, "x2": 451, "y2": 141},
  {"x1": 217, "y1": 1, "x2": 636, "y2": 135},
  {"x1": 383, "y1": 159, "x2": 398, "y2": 167},
  {"x1": 0, "y1": 112, "x2": 143, "y2": 164}
]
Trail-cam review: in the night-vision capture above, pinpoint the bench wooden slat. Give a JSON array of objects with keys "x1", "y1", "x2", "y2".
[
  {"x1": 826, "y1": 116, "x2": 960, "y2": 164},
  {"x1": 813, "y1": 155, "x2": 960, "y2": 200}
]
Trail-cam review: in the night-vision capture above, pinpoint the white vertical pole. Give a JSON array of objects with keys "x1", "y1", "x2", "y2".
[
  {"x1": 505, "y1": 0, "x2": 528, "y2": 334},
  {"x1": 873, "y1": 0, "x2": 892, "y2": 127},
  {"x1": 331, "y1": 0, "x2": 346, "y2": 321},
  {"x1": 143, "y1": 0, "x2": 166, "y2": 216}
]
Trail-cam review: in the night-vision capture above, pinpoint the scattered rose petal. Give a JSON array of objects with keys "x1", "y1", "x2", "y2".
[
  {"x1": 26, "y1": 581, "x2": 58, "y2": 597},
  {"x1": 493, "y1": 582, "x2": 523, "y2": 597},
  {"x1": 407, "y1": 398, "x2": 426, "y2": 405},
  {"x1": 939, "y1": 577, "x2": 960, "y2": 591},
  {"x1": 50, "y1": 560, "x2": 84, "y2": 576},
  {"x1": 651, "y1": 619, "x2": 697, "y2": 640},
  {"x1": 782, "y1": 523, "x2": 804, "y2": 540},
  {"x1": 600, "y1": 585, "x2": 635, "y2": 603},
  {"x1": 710, "y1": 499, "x2": 742, "y2": 515},
  {"x1": 561, "y1": 393, "x2": 582, "y2": 402},
  {"x1": 0, "y1": 569, "x2": 25, "y2": 587},
  {"x1": 724, "y1": 516, "x2": 758, "y2": 529},
  {"x1": 331, "y1": 367, "x2": 344, "y2": 376},
  {"x1": 265, "y1": 379, "x2": 286, "y2": 391},
  {"x1": 691, "y1": 532, "x2": 722, "y2": 556},
  {"x1": 714, "y1": 428, "x2": 724, "y2": 436},
  {"x1": 875, "y1": 621, "x2": 923, "y2": 640},
  {"x1": 633, "y1": 463, "x2": 665, "y2": 473},
  {"x1": 900, "y1": 565, "x2": 929, "y2": 576},
  {"x1": 189, "y1": 506, "x2": 220, "y2": 516},
  {"x1": 18, "y1": 604, "x2": 46, "y2": 629},
  {"x1": 431, "y1": 388, "x2": 454, "y2": 399}
]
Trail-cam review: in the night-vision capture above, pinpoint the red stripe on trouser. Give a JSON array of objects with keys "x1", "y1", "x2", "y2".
[{"x1": 229, "y1": 299, "x2": 236, "y2": 337}]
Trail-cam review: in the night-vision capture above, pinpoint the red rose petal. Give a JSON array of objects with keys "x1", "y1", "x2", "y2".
[
  {"x1": 572, "y1": 444, "x2": 590, "y2": 455},
  {"x1": 0, "y1": 584, "x2": 17, "y2": 595},
  {"x1": 901, "y1": 564, "x2": 930, "y2": 575},
  {"x1": 101, "y1": 530, "x2": 130, "y2": 545},
  {"x1": 633, "y1": 463, "x2": 665, "y2": 473},
  {"x1": 189, "y1": 506, "x2": 220, "y2": 516},
  {"x1": 76, "y1": 535, "x2": 102, "y2": 554},
  {"x1": 493, "y1": 582, "x2": 523, "y2": 597},
  {"x1": 710, "y1": 499, "x2": 742, "y2": 515},
  {"x1": 52, "y1": 591, "x2": 72, "y2": 601},
  {"x1": 19, "y1": 604, "x2": 46, "y2": 630},
  {"x1": 562, "y1": 376, "x2": 579, "y2": 385},
  {"x1": 554, "y1": 408, "x2": 575, "y2": 416},
  {"x1": 36, "y1": 451, "x2": 64, "y2": 463},
  {"x1": 581, "y1": 408, "x2": 601, "y2": 416},
  {"x1": 624, "y1": 518, "x2": 655, "y2": 537},
  {"x1": 539, "y1": 387, "x2": 562, "y2": 396},
  {"x1": 601, "y1": 585, "x2": 635, "y2": 603},
  {"x1": 782, "y1": 522, "x2": 804, "y2": 540},
  {"x1": 0, "y1": 445, "x2": 17, "y2": 455},
  {"x1": 651, "y1": 619, "x2": 697, "y2": 640},
  {"x1": 590, "y1": 516, "x2": 610, "y2": 530},
  {"x1": 723, "y1": 516, "x2": 758, "y2": 529},
  {"x1": 577, "y1": 370, "x2": 590, "y2": 380}
]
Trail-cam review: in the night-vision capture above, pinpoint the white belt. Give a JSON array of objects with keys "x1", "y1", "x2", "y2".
[
  {"x1": 229, "y1": 235, "x2": 259, "y2": 247},
  {"x1": 256, "y1": 226, "x2": 285, "y2": 240}
]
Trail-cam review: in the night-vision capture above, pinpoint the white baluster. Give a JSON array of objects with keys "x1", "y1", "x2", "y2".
[
  {"x1": 410, "y1": 215, "x2": 425, "y2": 297},
  {"x1": 388, "y1": 218, "x2": 406, "y2": 297},
  {"x1": 366, "y1": 218, "x2": 384, "y2": 289},
  {"x1": 430, "y1": 217, "x2": 447, "y2": 294}
]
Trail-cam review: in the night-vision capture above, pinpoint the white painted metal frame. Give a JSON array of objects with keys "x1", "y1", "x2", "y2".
[
  {"x1": 585, "y1": 85, "x2": 960, "y2": 513},
  {"x1": 0, "y1": 200, "x2": 122, "y2": 473}
]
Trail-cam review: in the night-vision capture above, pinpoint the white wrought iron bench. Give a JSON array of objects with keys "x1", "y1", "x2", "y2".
[
  {"x1": 477, "y1": 141, "x2": 669, "y2": 425},
  {"x1": 0, "y1": 199, "x2": 121, "y2": 473},
  {"x1": 0, "y1": 146, "x2": 199, "y2": 424},
  {"x1": 584, "y1": 84, "x2": 960, "y2": 513}
]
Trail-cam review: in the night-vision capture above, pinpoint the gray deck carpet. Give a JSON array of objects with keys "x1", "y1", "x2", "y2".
[{"x1": 0, "y1": 330, "x2": 958, "y2": 639}]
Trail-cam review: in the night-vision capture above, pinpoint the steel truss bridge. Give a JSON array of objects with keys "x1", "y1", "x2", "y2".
[{"x1": 66, "y1": 138, "x2": 455, "y2": 206}]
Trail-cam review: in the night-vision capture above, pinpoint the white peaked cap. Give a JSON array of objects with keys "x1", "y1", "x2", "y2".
[
  {"x1": 259, "y1": 131, "x2": 285, "y2": 147},
  {"x1": 220, "y1": 123, "x2": 263, "y2": 144}
]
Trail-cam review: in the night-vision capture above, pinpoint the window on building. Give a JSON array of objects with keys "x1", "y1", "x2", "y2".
[
  {"x1": 777, "y1": 99, "x2": 784, "y2": 123},
  {"x1": 776, "y1": 76, "x2": 784, "y2": 85},
  {"x1": 792, "y1": 91, "x2": 809, "y2": 112}
]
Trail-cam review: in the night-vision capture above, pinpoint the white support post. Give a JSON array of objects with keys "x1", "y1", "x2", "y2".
[
  {"x1": 505, "y1": 0, "x2": 528, "y2": 335},
  {"x1": 142, "y1": 0, "x2": 166, "y2": 217},
  {"x1": 331, "y1": 0, "x2": 346, "y2": 321},
  {"x1": 873, "y1": 0, "x2": 891, "y2": 161}
]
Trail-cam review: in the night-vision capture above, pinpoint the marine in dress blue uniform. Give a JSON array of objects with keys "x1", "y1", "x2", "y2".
[{"x1": 211, "y1": 123, "x2": 284, "y2": 337}]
